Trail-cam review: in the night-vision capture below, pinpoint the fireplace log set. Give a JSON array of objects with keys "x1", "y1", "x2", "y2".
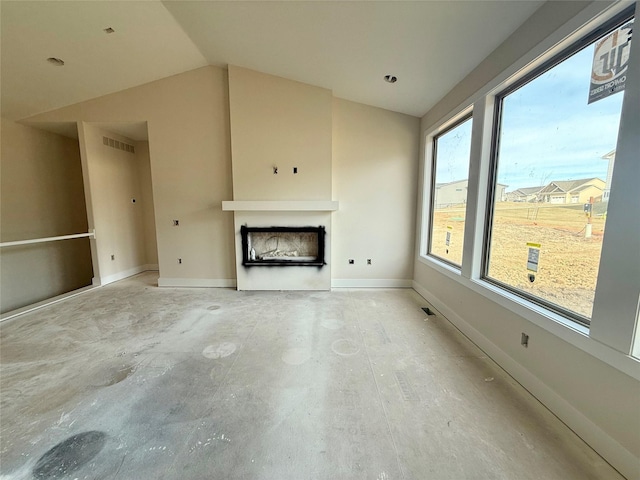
[{"x1": 241, "y1": 226, "x2": 326, "y2": 267}]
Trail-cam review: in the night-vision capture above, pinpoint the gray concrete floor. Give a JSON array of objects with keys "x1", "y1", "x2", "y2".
[{"x1": 0, "y1": 272, "x2": 623, "y2": 479}]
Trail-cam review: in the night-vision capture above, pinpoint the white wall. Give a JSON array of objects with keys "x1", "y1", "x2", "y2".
[
  {"x1": 414, "y1": 2, "x2": 640, "y2": 479},
  {"x1": 332, "y1": 98, "x2": 419, "y2": 286},
  {"x1": 0, "y1": 120, "x2": 93, "y2": 312}
]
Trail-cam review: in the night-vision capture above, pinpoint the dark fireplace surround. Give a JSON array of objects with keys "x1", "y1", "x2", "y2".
[{"x1": 241, "y1": 225, "x2": 326, "y2": 267}]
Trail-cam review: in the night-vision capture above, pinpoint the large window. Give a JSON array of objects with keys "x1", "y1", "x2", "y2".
[
  {"x1": 427, "y1": 115, "x2": 473, "y2": 267},
  {"x1": 484, "y1": 12, "x2": 634, "y2": 323}
]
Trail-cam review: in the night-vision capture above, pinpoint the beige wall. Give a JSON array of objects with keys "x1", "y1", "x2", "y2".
[
  {"x1": 0, "y1": 119, "x2": 93, "y2": 312},
  {"x1": 332, "y1": 99, "x2": 419, "y2": 284},
  {"x1": 80, "y1": 125, "x2": 155, "y2": 282},
  {"x1": 24, "y1": 66, "x2": 421, "y2": 289},
  {"x1": 135, "y1": 141, "x2": 158, "y2": 266},
  {"x1": 227, "y1": 66, "x2": 334, "y2": 289},
  {"x1": 228, "y1": 66, "x2": 333, "y2": 201},
  {"x1": 25, "y1": 66, "x2": 235, "y2": 284},
  {"x1": 414, "y1": 2, "x2": 639, "y2": 478}
]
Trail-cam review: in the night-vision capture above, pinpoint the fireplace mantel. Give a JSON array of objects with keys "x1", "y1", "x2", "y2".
[{"x1": 222, "y1": 201, "x2": 338, "y2": 212}]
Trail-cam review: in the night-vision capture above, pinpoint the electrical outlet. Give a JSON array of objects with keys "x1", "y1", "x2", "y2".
[
  {"x1": 521, "y1": 332, "x2": 529, "y2": 348},
  {"x1": 367, "y1": 259, "x2": 372, "y2": 265},
  {"x1": 293, "y1": 167, "x2": 298, "y2": 174},
  {"x1": 173, "y1": 220, "x2": 179, "y2": 226},
  {"x1": 111, "y1": 254, "x2": 115, "y2": 261},
  {"x1": 178, "y1": 258, "x2": 182, "y2": 264},
  {"x1": 348, "y1": 259, "x2": 354, "y2": 265}
]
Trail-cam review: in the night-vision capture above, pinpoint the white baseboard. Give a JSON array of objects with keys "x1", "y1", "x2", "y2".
[
  {"x1": 411, "y1": 280, "x2": 638, "y2": 480},
  {"x1": 159, "y1": 277, "x2": 410, "y2": 289},
  {"x1": 158, "y1": 277, "x2": 237, "y2": 288},
  {"x1": 331, "y1": 279, "x2": 413, "y2": 288},
  {"x1": 1, "y1": 284, "x2": 96, "y2": 322},
  {"x1": 1, "y1": 266, "x2": 158, "y2": 322},
  {"x1": 99, "y1": 265, "x2": 149, "y2": 286}
]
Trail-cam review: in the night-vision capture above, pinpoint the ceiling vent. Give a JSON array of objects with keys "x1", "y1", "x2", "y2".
[{"x1": 103, "y1": 136, "x2": 135, "y2": 154}]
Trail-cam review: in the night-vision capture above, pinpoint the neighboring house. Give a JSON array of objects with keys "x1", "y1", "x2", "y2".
[
  {"x1": 601, "y1": 150, "x2": 615, "y2": 201},
  {"x1": 434, "y1": 179, "x2": 468, "y2": 208},
  {"x1": 434, "y1": 179, "x2": 507, "y2": 208},
  {"x1": 505, "y1": 186, "x2": 544, "y2": 202},
  {"x1": 495, "y1": 183, "x2": 508, "y2": 204},
  {"x1": 537, "y1": 178, "x2": 605, "y2": 204}
]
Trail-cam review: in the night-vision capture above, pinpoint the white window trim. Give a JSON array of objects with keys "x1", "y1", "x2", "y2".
[
  {"x1": 418, "y1": 0, "x2": 640, "y2": 379},
  {"x1": 422, "y1": 108, "x2": 473, "y2": 269}
]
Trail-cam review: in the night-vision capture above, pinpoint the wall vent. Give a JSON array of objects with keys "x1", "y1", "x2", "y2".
[{"x1": 102, "y1": 136, "x2": 135, "y2": 154}]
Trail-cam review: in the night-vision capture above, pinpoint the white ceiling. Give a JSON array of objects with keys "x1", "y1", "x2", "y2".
[
  {"x1": 1, "y1": 0, "x2": 544, "y2": 122},
  {"x1": 0, "y1": 1, "x2": 208, "y2": 121}
]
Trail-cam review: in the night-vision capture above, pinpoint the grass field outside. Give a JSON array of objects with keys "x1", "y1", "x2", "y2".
[{"x1": 430, "y1": 201, "x2": 607, "y2": 319}]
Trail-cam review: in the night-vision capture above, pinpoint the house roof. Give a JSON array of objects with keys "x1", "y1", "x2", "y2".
[
  {"x1": 437, "y1": 179, "x2": 507, "y2": 188},
  {"x1": 602, "y1": 150, "x2": 616, "y2": 160},
  {"x1": 512, "y1": 186, "x2": 544, "y2": 195},
  {"x1": 539, "y1": 178, "x2": 603, "y2": 194},
  {"x1": 435, "y1": 179, "x2": 468, "y2": 188},
  {"x1": 572, "y1": 184, "x2": 602, "y2": 194}
]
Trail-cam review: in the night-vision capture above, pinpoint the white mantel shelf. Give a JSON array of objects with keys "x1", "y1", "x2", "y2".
[{"x1": 222, "y1": 201, "x2": 339, "y2": 212}]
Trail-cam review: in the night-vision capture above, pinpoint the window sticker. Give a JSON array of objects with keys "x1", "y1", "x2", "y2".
[
  {"x1": 588, "y1": 19, "x2": 634, "y2": 104},
  {"x1": 527, "y1": 242, "x2": 541, "y2": 272}
]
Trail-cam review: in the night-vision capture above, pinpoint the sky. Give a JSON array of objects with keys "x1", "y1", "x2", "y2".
[{"x1": 434, "y1": 22, "x2": 630, "y2": 192}]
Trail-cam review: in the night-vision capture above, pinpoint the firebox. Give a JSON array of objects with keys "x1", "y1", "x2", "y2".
[{"x1": 240, "y1": 226, "x2": 326, "y2": 267}]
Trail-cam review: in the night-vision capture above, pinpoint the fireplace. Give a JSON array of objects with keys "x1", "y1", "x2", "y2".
[
  {"x1": 223, "y1": 202, "x2": 336, "y2": 289},
  {"x1": 241, "y1": 226, "x2": 326, "y2": 267}
]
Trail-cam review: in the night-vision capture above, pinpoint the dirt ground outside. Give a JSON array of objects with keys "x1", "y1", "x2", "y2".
[{"x1": 429, "y1": 202, "x2": 607, "y2": 319}]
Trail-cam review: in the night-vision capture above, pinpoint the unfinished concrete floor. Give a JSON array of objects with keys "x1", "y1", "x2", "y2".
[{"x1": 0, "y1": 272, "x2": 623, "y2": 479}]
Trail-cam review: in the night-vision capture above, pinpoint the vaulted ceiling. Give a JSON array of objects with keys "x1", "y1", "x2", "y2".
[{"x1": 1, "y1": 1, "x2": 544, "y2": 121}]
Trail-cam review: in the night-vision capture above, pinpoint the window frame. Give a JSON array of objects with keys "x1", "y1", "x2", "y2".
[
  {"x1": 481, "y1": 6, "x2": 635, "y2": 327},
  {"x1": 417, "y1": 1, "x2": 639, "y2": 375},
  {"x1": 426, "y1": 112, "x2": 473, "y2": 269}
]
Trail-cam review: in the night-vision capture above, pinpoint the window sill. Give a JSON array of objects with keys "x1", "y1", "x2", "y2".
[{"x1": 417, "y1": 254, "x2": 640, "y2": 380}]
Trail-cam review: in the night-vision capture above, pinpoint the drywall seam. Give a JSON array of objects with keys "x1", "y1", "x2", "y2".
[
  {"x1": 412, "y1": 280, "x2": 639, "y2": 480},
  {"x1": 331, "y1": 279, "x2": 412, "y2": 288},
  {"x1": 158, "y1": 278, "x2": 237, "y2": 288}
]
